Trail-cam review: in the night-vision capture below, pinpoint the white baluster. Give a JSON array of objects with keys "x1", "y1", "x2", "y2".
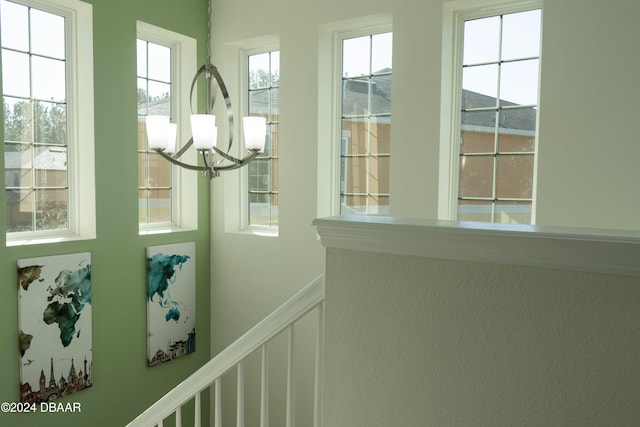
[
  {"x1": 314, "y1": 302, "x2": 325, "y2": 427},
  {"x1": 215, "y1": 378, "x2": 222, "y2": 427},
  {"x1": 260, "y1": 344, "x2": 269, "y2": 427},
  {"x1": 194, "y1": 392, "x2": 201, "y2": 427},
  {"x1": 175, "y1": 406, "x2": 182, "y2": 427},
  {"x1": 286, "y1": 324, "x2": 295, "y2": 427},
  {"x1": 237, "y1": 361, "x2": 245, "y2": 427}
]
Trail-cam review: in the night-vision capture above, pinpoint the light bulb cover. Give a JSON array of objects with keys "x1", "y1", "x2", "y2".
[
  {"x1": 243, "y1": 116, "x2": 267, "y2": 152},
  {"x1": 191, "y1": 114, "x2": 217, "y2": 150},
  {"x1": 145, "y1": 115, "x2": 170, "y2": 150}
]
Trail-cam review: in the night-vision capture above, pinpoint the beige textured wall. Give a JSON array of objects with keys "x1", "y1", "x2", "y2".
[{"x1": 325, "y1": 248, "x2": 640, "y2": 426}]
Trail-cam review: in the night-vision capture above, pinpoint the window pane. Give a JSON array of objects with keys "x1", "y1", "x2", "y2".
[
  {"x1": 32, "y1": 56, "x2": 66, "y2": 102},
  {"x1": 147, "y1": 81, "x2": 170, "y2": 115},
  {"x1": 35, "y1": 146, "x2": 67, "y2": 187},
  {"x1": 0, "y1": 0, "x2": 28, "y2": 51},
  {"x1": 500, "y1": 59, "x2": 539, "y2": 106},
  {"x1": 342, "y1": 156, "x2": 367, "y2": 194},
  {"x1": 249, "y1": 52, "x2": 270, "y2": 89},
  {"x1": 496, "y1": 154, "x2": 534, "y2": 199},
  {"x1": 462, "y1": 64, "x2": 498, "y2": 104},
  {"x1": 2, "y1": 49, "x2": 30, "y2": 97},
  {"x1": 138, "y1": 189, "x2": 148, "y2": 223},
  {"x1": 501, "y1": 9, "x2": 541, "y2": 61},
  {"x1": 342, "y1": 79, "x2": 369, "y2": 117},
  {"x1": 5, "y1": 143, "x2": 32, "y2": 187},
  {"x1": 497, "y1": 108, "x2": 536, "y2": 152},
  {"x1": 148, "y1": 189, "x2": 171, "y2": 222},
  {"x1": 270, "y1": 51, "x2": 280, "y2": 86},
  {"x1": 31, "y1": 8, "x2": 65, "y2": 59},
  {"x1": 370, "y1": 75, "x2": 391, "y2": 114},
  {"x1": 369, "y1": 155, "x2": 390, "y2": 194},
  {"x1": 3, "y1": 98, "x2": 32, "y2": 142},
  {"x1": 459, "y1": 155, "x2": 494, "y2": 198},
  {"x1": 148, "y1": 153, "x2": 171, "y2": 187},
  {"x1": 138, "y1": 79, "x2": 151, "y2": 116},
  {"x1": 138, "y1": 153, "x2": 147, "y2": 186},
  {"x1": 457, "y1": 200, "x2": 493, "y2": 223},
  {"x1": 371, "y1": 32, "x2": 393, "y2": 73},
  {"x1": 495, "y1": 200, "x2": 532, "y2": 224},
  {"x1": 147, "y1": 43, "x2": 170, "y2": 82},
  {"x1": 36, "y1": 188, "x2": 68, "y2": 230},
  {"x1": 137, "y1": 39, "x2": 148, "y2": 77},
  {"x1": 34, "y1": 101, "x2": 67, "y2": 144},
  {"x1": 249, "y1": 89, "x2": 269, "y2": 116},
  {"x1": 463, "y1": 16, "x2": 500, "y2": 65},
  {"x1": 6, "y1": 189, "x2": 34, "y2": 232},
  {"x1": 460, "y1": 111, "x2": 496, "y2": 154},
  {"x1": 343, "y1": 36, "x2": 371, "y2": 77},
  {"x1": 368, "y1": 117, "x2": 391, "y2": 155}
]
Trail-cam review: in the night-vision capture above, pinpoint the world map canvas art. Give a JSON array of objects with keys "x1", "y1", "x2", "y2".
[
  {"x1": 17, "y1": 252, "x2": 93, "y2": 403},
  {"x1": 147, "y1": 242, "x2": 196, "y2": 367}
]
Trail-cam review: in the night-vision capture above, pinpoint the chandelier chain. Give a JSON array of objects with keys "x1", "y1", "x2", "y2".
[{"x1": 207, "y1": 0, "x2": 212, "y2": 64}]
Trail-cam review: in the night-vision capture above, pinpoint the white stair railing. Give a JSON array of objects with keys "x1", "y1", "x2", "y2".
[{"x1": 127, "y1": 274, "x2": 325, "y2": 427}]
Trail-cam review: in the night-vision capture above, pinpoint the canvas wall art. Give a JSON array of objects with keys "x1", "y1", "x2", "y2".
[
  {"x1": 17, "y1": 252, "x2": 93, "y2": 403},
  {"x1": 147, "y1": 242, "x2": 196, "y2": 366}
]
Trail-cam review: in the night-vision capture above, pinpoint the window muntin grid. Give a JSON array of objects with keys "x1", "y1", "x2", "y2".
[
  {"x1": 457, "y1": 8, "x2": 541, "y2": 224},
  {"x1": 137, "y1": 39, "x2": 173, "y2": 225},
  {"x1": 247, "y1": 50, "x2": 279, "y2": 227},
  {"x1": 2, "y1": 0, "x2": 70, "y2": 233},
  {"x1": 339, "y1": 32, "x2": 392, "y2": 216}
]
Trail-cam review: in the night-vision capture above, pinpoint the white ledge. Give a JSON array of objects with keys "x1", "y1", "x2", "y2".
[{"x1": 312, "y1": 216, "x2": 640, "y2": 277}]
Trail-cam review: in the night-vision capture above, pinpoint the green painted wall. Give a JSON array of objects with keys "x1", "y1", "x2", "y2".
[{"x1": 0, "y1": 0, "x2": 211, "y2": 425}]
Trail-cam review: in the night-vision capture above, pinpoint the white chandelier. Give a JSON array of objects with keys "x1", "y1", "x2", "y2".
[{"x1": 144, "y1": 7, "x2": 266, "y2": 179}]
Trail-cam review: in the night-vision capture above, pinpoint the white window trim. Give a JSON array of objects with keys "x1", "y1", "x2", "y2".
[
  {"x1": 5, "y1": 0, "x2": 95, "y2": 247},
  {"x1": 242, "y1": 45, "x2": 279, "y2": 235},
  {"x1": 221, "y1": 35, "x2": 279, "y2": 237},
  {"x1": 316, "y1": 15, "x2": 392, "y2": 220},
  {"x1": 136, "y1": 21, "x2": 198, "y2": 235},
  {"x1": 439, "y1": 0, "x2": 543, "y2": 222}
]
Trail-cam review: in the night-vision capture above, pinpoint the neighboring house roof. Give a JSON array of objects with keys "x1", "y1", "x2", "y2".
[
  {"x1": 461, "y1": 89, "x2": 537, "y2": 133},
  {"x1": 5, "y1": 147, "x2": 67, "y2": 171}
]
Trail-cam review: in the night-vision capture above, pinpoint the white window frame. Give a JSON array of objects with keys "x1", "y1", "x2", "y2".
[
  {"x1": 317, "y1": 16, "x2": 392, "y2": 219},
  {"x1": 220, "y1": 35, "x2": 279, "y2": 237},
  {"x1": 136, "y1": 21, "x2": 198, "y2": 235},
  {"x1": 243, "y1": 47, "x2": 280, "y2": 234},
  {"x1": 3, "y1": 0, "x2": 95, "y2": 246},
  {"x1": 439, "y1": 0, "x2": 542, "y2": 223}
]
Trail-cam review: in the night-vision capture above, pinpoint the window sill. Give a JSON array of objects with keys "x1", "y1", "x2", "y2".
[
  {"x1": 231, "y1": 227, "x2": 279, "y2": 238},
  {"x1": 7, "y1": 233, "x2": 95, "y2": 247},
  {"x1": 139, "y1": 225, "x2": 197, "y2": 236}
]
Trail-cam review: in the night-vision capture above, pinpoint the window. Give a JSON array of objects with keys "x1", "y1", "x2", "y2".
[
  {"x1": 247, "y1": 50, "x2": 279, "y2": 228},
  {"x1": 1, "y1": 0, "x2": 95, "y2": 245},
  {"x1": 454, "y1": 5, "x2": 541, "y2": 224},
  {"x1": 137, "y1": 38, "x2": 173, "y2": 225},
  {"x1": 136, "y1": 22, "x2": 197, "y2": 233},
  {"x1": 339, "y1": 31, "x2": 392, "y2": 215}
]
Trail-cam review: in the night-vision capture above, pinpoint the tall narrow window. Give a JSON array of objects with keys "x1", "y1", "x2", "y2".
[
  {"x1": 339, "y1": 32, "x2": 392, "y2": 215},
  {"x1": 247, "y1": 50, "x2": 279, "y2": 227},
  {"x1": 2, "y1": 1, "x2": 69, "y2": 233},
  {"x1": 137, "y1": 39, "x2": 173, "y2": 225},
  {"x1": 457, "y1": 7, "x2": 541, "y2": 224}
]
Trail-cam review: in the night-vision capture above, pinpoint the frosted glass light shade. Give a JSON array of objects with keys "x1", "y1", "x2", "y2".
[
  {"x1": 145, "y1": 115, "x2": 170, "y2": 150},
  {"x1": 191, "y1": 114, "x2": 217, "y2": 150},
  {"x1": 166, "y1": 123, "x2": 178, "y2": 154},
  {"x1": 243, "y1": 116, "x2": 267, "y2": 152}
]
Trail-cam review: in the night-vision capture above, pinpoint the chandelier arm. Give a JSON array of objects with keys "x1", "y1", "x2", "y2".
[
  {"x1": 172, "y1": 137, "x2": 194, "y2": 159},
  {"x1": 154, "y1": 149, "x2": 209, "y2": 172},
  {"x1": 212, "y1": 150, "x2": 261, "y2": 172},
  {"x1": 189, "y1": 64, "x2": 210, "y2": 116},
  {"x1": 207, "y1": 64, "x2": 234, "y2": 153},
  {"x1": 210, "y1": 144, "x2": 243, "y2": 165}
]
